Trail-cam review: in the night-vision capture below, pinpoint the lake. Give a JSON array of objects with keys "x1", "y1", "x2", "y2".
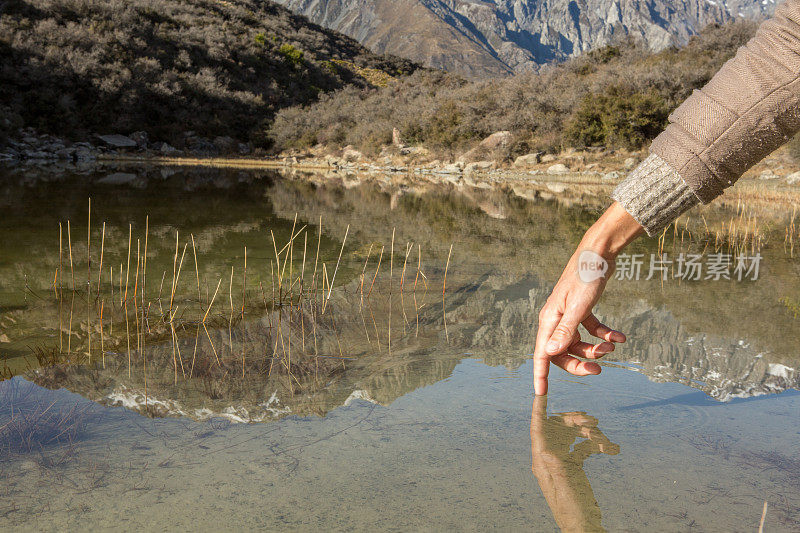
[{"x1": 1, "y1": 163, "x2": 799, "y2": 531}]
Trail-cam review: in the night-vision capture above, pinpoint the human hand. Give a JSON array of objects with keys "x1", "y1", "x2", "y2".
[{"x1": 534, "y1": 202, "x2": 644, "y2": 396}]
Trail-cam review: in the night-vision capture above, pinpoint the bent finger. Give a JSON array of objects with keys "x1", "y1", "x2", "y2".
[
  {"x1": 582, "y1": 313, "x2": 626, "y2": 343},
  {"x1": 567, "y1": 340, "x2": 615, "y2": 359},
  {"x1": 551, "y1": 353, "x2": 602, "y2": 376}
]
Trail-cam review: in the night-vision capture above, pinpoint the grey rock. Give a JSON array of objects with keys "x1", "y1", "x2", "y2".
[
  {"x1": 75, "y1": 146, "x2": 96, "y2": 161},
  {"x1": 478, "y1": 131, "x2": 512, "y2": 150},
  {"x1": 23, "y1": 150, "x2": 56, "y2": 159},
  {"x1": 464, "y1": 161, "x2": 495, "y2": 173},
  {"x1": 159, "y1": 143, "x2": 179, "y2": 155},
  {"x1": 97, "y1": 134, "x2": 136, "y2": 148},
  {"x1": 55, "y1": 148, "x2": 75, "y2": 160},
  {"x1": 213, "y1": 136, "x2": 236, "y2": 151},
  {"x1": 786, "y1": 171, "x2": 800, "y2": 185},
  {"x1": 513, "y1": 153, "x2": 541, "y2": 168},
  {"x1": 546, "y1": 163, "x2": 569, "y2": 174},
  {"x1": 130, "y1": 131, "x2": 149, "y2": 148}
]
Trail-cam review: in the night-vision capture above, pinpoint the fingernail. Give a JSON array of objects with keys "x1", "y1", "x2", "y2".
[{"x1": 546, "y1": 340, "x2": 559, "y2": 353}]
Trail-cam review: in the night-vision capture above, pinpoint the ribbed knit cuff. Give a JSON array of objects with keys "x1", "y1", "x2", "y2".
[{"x1": 611, "y1": 153, "x2": 700, "y2": 237}]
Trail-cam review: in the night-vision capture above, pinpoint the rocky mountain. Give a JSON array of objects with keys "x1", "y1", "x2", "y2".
[{"x1": 274, "y1": 0, "x2": 780, "y2": 77}]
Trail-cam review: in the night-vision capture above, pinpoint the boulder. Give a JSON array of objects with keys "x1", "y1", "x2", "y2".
[
  {"x1": 160, "y1": 143, "x2": 179, "y2": 155},
  {"x1": 547, "y1": 163, "x2": 569, "y2": 174},
  {"x1": 213, "y1": 136, "x2": 236, "y2": 152},
  {"x1": 478, "y1": 131, "x2": 512, "y2": 150},
  {"x1": 55, "y1": 148, "x2": 75, "y2": 160},
  {"x1": 74, "y1": 146, "x2": 96, "y2": 161},
  {"x1": 624, "y1": 157, "x2": 638, "y2": 170},
  {"x1": 786, "y1": 171, "x2": 800, "y2": 185},
  {"x1": 540, "y1": 154, "x2": 557, "y2": 163},
  {"x1": 342, "y1": 147, "x2": 363, "y2": 163},
  {"x1": 97, "y1": 134, "x2": 137, "y2": 148},
  {"x1": 442, "y1": 163, "x2": 463, "y2": 174},
  {"x1": 513, "y1": 153, "x2": 541, "y2": 168},
  {"x1": 129, "y1": 131, "x2": 149, "y2": 148},
  {"x1": 399, "y1": 146, "x2": 429, "y2": 157},
  {"x1": 464, "y1": 161, "x2": 495, "y2": 173},
  {"x1": 392, "y1": 128, "x2": 404, "y2": 147}
]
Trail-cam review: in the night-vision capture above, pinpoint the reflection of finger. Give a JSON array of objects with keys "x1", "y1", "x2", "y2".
[
  {"x1": 561, "y1": 413, "x2": 598, "y2": 428},
  {"x1": 551, "y1": 353, "x2": 601, "y2": 376},
  {"x1": 582, "y1": 313, "x2": 626, "y2": 343},
  {"x1": 568, "y1": 340, "x2": 615, "y2": 359},
  {"x1": 534, "y1": 307, "x2": 562, "y2": 396}
]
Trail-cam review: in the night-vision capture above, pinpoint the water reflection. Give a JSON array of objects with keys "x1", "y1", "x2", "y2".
[{"x1": 531, "y1": 396, "x2": 619, "y2": 533}]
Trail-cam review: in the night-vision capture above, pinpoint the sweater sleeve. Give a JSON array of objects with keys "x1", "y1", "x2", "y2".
[{"x1": 614, "y1": 0, "x2": 800, "y2": 229}]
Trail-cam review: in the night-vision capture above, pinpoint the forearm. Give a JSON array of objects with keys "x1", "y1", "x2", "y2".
[
  {"x1": 579, "y1": 201, "x2": 645, "y2": 259},
  {"x1": 613, "y1": 0, "x2": 800, "y2": 236}
]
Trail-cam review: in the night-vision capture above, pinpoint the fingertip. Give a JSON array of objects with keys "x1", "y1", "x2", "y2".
[
  {"x1": 582, "y1": 361, "x2": 602, "y2": 375},
  {"x1": 610, "y1": 331, "x2": 626, "y2": 343}
]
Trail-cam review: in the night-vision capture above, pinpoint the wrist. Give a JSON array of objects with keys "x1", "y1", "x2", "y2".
[{"x1": 580, "y1": 202, "x2": 645, "y2": 259}]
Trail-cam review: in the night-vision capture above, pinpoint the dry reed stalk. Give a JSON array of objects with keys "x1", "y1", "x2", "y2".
[
  {"x1": 312, "y1": 216, "x2": 321, "y2": 299},
  {"x1": 134, "y1": 241, "x2": 141, "y2": 356},
  {"x1": 323, "y1": 224, "x2": 349, "y2": 314},
  {"x1": 67, "y1": 220, "x2": 74, "y2": 291},
  {"x1": 87, "y1": 198, "x2": 91, "y2": 289},
  {"x1": 203, "y1": 278, "x2": 223, "y2": 323},
  {"x1": 58, "y1": 222, "x2": 63, "y2": 296},
  {"x1": 758, "y1": 501, "x2": 768, "y2": 533},
  {"x1": 125, "y1": 303, "x2": 131, "y2": 378},
  {"x1": 443, "y1": 244, "x2": 453, "y2": 342},
  {"x1": 189, "y1": 324, "x2": 200, "y2": 378},
  {"x1": 67, "y1": 293, "x2": 74, "y2": 353},
  {"x1": 359, "y1": 243, "x2": 374, "y2": 306},
  {"x1": 124, "y1": 224, "x2": 131, "y2": 305},
  {"x1": 169, "y1": 232, "x2": 178, "y2": 310},
  {"x1": 190, "y1": 234, "x2": 202, "y2": 306},
  {"x1": 170, "y1": 242, "x2": 188, "y2": 312},
  {"x1": 203, "y1": 323, "x2": 221, "y2": 367},
  {"x1": 228, "y1": 266, "x2": 234, "y2": 358},
  {"x1": 99, "y1": 300, "x2": 105, "y2": 368},
  {"x1": 143, "y1": 215, "x2": 148, "y2": 302},
  {"x1": 241, "y1": 246, "x2": 247, "y2": 319},
  {"x1": 271, "y1": 230, "x2": 283, "y2": 292},
  {"x1": 366, "y1": 245, "x2": 384, "y2": 300},
  {"x1": 97, "y1": 221, "x2": 105, "y2": 298}
]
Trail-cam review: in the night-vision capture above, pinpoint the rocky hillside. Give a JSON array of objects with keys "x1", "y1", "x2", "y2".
[
  {"x1": 0, "y1": 0, "x2": 417, "y2": 147},
  {"x1": 275, "y1": 0, "x2": 778, "y2": 78}
]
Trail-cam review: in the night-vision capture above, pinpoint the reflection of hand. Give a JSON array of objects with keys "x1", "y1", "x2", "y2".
[
  {"x1": 531, "y1": 396, "x2": 620, "y2": 533},
  {"x1": 534, "y1": 202, "x2": 643, "y2": 396}
]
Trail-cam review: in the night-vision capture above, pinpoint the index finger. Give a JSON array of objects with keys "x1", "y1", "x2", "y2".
[{"x1": 534, "y1": 305, "x2": 562, "y2": 396}]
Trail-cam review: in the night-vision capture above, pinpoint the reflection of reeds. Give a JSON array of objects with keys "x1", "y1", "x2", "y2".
[{"x1": 14, "y1": 210, "x2": 450, "y2": 419}]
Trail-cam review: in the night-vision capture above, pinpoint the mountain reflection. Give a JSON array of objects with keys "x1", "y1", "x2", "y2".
[{"x1": 531, "y1": 396, "x2": 619, "y2": 533}]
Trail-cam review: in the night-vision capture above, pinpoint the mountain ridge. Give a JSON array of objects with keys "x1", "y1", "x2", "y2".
[{"x1": 275, "y1": 0, "x2": 780, "y2": 78}]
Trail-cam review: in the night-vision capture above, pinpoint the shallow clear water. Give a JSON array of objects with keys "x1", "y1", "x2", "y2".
[{"x1": 1, "y1": 164, "x2": 799, "y2": 531}]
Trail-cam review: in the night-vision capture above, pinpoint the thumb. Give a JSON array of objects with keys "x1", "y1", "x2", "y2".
[{"x1": 545, "y1": 310, "x2": 583, "y2": 355}]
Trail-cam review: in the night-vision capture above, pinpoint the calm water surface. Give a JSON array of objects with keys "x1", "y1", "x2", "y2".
[{"x1": 1, "y1": 164, "x2": 799, "y2": 531}]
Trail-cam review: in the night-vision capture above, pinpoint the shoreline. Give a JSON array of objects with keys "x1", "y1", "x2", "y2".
[{"x1": 4, "y1": 145, "x2": 800, "y2": 214}]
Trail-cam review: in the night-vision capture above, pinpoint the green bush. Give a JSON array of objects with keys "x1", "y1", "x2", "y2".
[
  {"x1": 278, "y1": 44, "x2": 304, "y2": 67},
  {"x1": 565, "y1": 86, "x2": 670, "y2": 149}
]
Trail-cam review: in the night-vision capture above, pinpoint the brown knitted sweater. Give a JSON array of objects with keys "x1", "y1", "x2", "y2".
[{"x1": 613, "y1": 0, "x2": 800, "y2": 236}]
